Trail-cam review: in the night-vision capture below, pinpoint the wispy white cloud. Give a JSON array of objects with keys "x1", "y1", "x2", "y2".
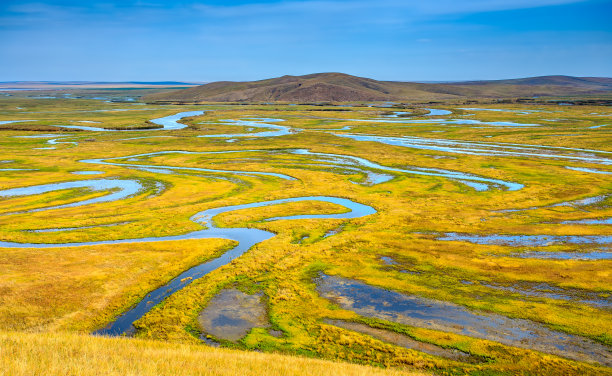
[
  {"x1": 4, "y1": 0, "x2": 591, "y2": 19},
  {"x1": 190, "y1": 0, "x2": 590, "y2": 17},
  {"x1": 407, "y1": 0, "x2": 590, "y2": 14}
]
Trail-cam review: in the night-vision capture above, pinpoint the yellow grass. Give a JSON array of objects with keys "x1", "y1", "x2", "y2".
[
  {"x1": 0, "y1": 240, "x2": 234, "y2": 332},
  {"x1": 0, "y1": 331, "x2": 425, "y2": 376}
]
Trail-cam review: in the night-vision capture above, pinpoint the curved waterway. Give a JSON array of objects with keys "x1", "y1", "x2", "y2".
[
  {"x1": 425, "y1": 108, "x2": 452, "y2": 116},
  {"x1": 458, "y1": 108, "x2": 546, "y2": 115},
  {"x1": 0, "y1": 196, "x2": 374, "y2": 251},
  {"x1": 197, "y1": 118, "x2": 292, "y2": 139},
  {"x1": 288, "y1": 149, "x2": 522, "y2": 191},
  {"x1": 0, "y1": 179, "x2": 143, "y2": 214},
  {"x1": 0, "y1": 120, "x2": 33, "y2": 125},
  {"x1": 562, "y1": 218, "x2": 612, "y2": 225},
  {"x1": 150, "y1": 111, "x2": 205, "y2": 130},
  {"x1": 14, "y1": 132, "x2": 80, "y2": 150},
  {"x1": 53, "y1": 111, "x2": 205, "y2": 132},
  {"x1": 383, "y1": 109, "x2": 452, "y2": 118},
  {"x1": 336, "y1": 134, "x2": 612, "y2": 165},
  {"x1": 378, "y1": 108, "x2": 453, "y2": 118},
  {"x1": 350, "y1": 116, "x2": 539, "y2": 127},
  {"x1": 565, "y1": 166, "x2": 612, "y2": 175},
  {"x1": 80, "y1": 150, "x2": 296, "y2": 181}
]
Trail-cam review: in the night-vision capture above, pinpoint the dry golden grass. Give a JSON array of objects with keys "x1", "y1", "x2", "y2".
[
  {"x1": 0, "y1": 331, "x2": 426, "y2": 376},
  {"x1": 0, "y1": 240, "x2": 233, "y2": 332}
]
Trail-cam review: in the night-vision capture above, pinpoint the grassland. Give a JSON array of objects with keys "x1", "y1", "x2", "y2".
[
  {"x1": 0, "y1": 96, "x2": 610, "y2": 375},
  {"x1": 0, "y1": 332, "x2": 423, "y2": 376}
]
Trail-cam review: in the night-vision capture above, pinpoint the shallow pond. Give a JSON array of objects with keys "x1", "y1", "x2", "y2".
[
  {"x1": 198, "y1": 289, "x2": 269, "y2": 341},
  {"x1": 479, "y1": 281, "x2": 611, "y2": 309},
  {"x1": 437, "y1": 232, "x2": 612, "y2": 247},
  {"x1": 513, "y1": 250, "x2": 612, "y2": 260},
  {"x1": 325, "y1": 319, "x2": 474, "y2": 362},
  {"x1": 316, "y1": 274, "x2": 612, "y2": 366}
]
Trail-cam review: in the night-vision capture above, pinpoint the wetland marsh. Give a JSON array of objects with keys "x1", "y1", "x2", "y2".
[{"x1": 0, "y1": 97, "x2": 610, "y2": 375}]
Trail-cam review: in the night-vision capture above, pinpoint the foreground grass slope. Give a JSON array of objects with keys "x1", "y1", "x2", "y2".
[{"x1": 0, "y1": 332, "x2": 425, "y2": 376}]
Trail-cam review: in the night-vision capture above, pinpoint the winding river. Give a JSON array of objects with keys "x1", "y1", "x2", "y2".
[{"x1": 2, "y1": 196, "x2": 376, "y2": 335}]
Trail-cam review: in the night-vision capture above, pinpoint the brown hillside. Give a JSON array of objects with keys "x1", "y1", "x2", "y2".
[{"x1": 144, "y1": 73, "x2": 612, "y2": 103}]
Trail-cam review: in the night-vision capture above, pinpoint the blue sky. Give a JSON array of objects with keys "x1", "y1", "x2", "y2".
[{"x1": 1, "y1": 0, "x2": 610, "y2": 81}]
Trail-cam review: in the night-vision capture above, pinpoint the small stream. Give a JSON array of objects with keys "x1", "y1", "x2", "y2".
[
  {"x1": 289, "y1": 149, "x2": 522, "y2": 191},
  {"x1": 0, "y1": 179, "x2": 144, "y2": 214},
  {"x1": 336, "y1": 134, "x2": 612, "y2": 165},
  {"x1": 197, "y1": 118, "x2": 292, "y2": 138},
  {"x1": 80, "y1": 150, "x2": 296, "y2": 181}
]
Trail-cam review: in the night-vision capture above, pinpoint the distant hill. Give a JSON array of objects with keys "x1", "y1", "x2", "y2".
[
  {"x1": 143, "y1": 73, "x2": 612, "y2": 103},
  {"x1": 0, "y1": 81, "x2": 203, "y2": 90},
  {"x1": 459, "y1": 76, "x2": 612, "y2": 87}
]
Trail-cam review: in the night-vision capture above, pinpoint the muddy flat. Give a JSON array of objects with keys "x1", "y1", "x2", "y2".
[{"x1": 198, "y1": 289, "x2": 269, "y2": 341}]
